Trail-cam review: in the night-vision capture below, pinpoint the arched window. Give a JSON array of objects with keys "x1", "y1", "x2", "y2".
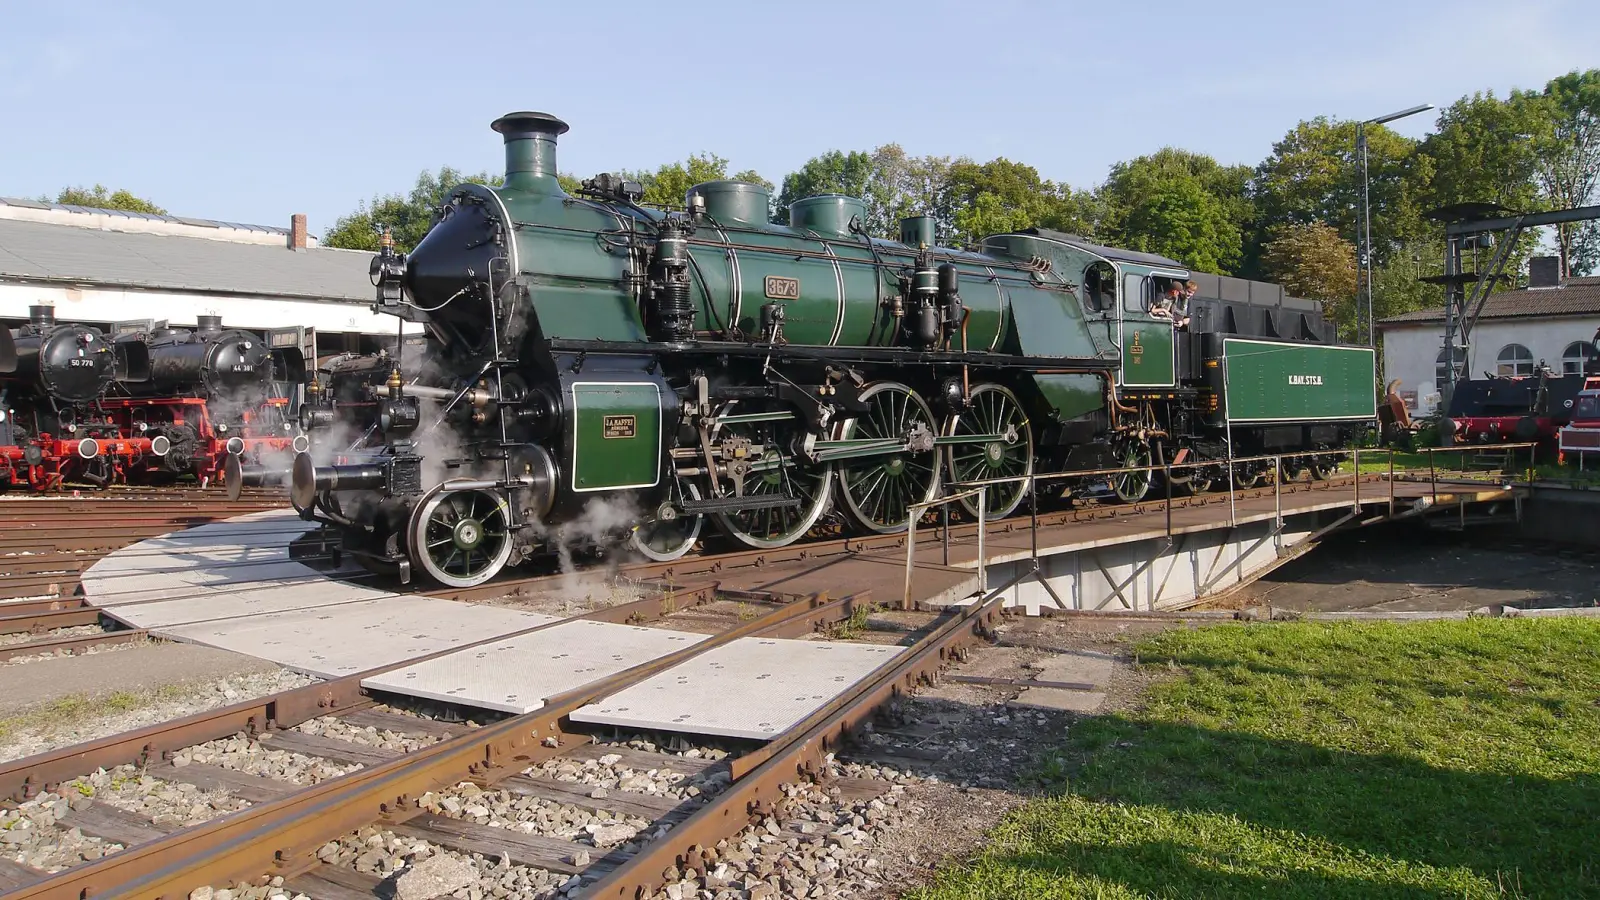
[
  {"x1": 1436, "y1": 347, "x2": 1466, "y2": 392},
  {"x1": 1497, "y1": 343, "x2": 1534, "y2": 377},
  {"x1": 1562, "y1": 341, "x2": 1599, "y2": 375}
]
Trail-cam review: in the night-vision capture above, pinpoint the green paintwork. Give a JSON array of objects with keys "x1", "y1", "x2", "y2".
[
  {"x1": 1031, "y1": 373, "x2": 1104, "y2": 421},
  {"x1": 1221, "y1": 339, "x2": 1377, "y2": 423},
  {"x1": 570, "y1": 382, "x2": 661, "y2": 491},
  {"x1": 1006, "y1": 278, "x2": 1089, "y2": 359},
  {"x1": 687, "y1": 181, "x2": 771, "y2": 227},
  {"x1": 1120, "y1": 319, "x2": 1175, "y2": 387},
  {"x1": 791, "y1": 195, "x2": 865, "y2": 238},
  {"x1": 900, "y1": 216, "x2": 936, "y2": 247},
  {"x1": 489, "y1": 186, "x2": 649, "y2": 343},
  {"x1": 476, "y1": 170, "x2": 1101, "y2": 359}
]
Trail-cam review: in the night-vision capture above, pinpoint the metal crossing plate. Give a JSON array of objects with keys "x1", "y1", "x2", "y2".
[
  {"x1": 82, "y1": 509, "x2": 351, "y2": 606},
  {"x1": 161, "y1": 597, "x2": 558, "y2": 678},
  {"x1": 571, "y1": 637, "x2": 904, "y2": 740},
  {"x1": 103, "y1": 580, "x2": 393, "y2": 629},
  {"x1": 361, "y1": 620, "x2": 708, "y2": 713}
]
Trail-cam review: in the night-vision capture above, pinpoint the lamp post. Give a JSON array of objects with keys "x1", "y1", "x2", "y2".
[{"x1": 1357, "y1": 103, "x2": 1434, "y2": 348}]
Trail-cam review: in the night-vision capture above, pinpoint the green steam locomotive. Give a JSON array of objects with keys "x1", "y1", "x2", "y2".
[{"x1": 289, "y1": 111, "x2": 1376, "y2": 586}]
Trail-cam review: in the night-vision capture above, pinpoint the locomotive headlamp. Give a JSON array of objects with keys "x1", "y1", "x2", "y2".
[{"x1": 216, "y1": 423, "x2": 229, "y2": 433}]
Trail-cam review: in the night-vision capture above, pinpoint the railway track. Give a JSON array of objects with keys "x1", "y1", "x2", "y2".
[
  {"x1": 0, "y1": 580, "x2": 992, "y2": 900},
  {"x1": 0, "y1": 472, "x2": 1377, "y2": 666}
]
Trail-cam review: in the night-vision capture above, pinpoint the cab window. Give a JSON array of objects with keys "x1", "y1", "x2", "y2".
[
  {"x1": 1123, "y1": 274, "x2": 1148, "y2": 313},
  {"x1": 1578, "y1": 394, "x2": 1600, "y2": 419},
  {"x1": 1083, "y1": 262, "x2": 1116, "y2": 312}
]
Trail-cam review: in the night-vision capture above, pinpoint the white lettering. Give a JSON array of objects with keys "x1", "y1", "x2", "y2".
[{"x1": 1288, "y1": 375, "x2": 1324, "y2": 385}]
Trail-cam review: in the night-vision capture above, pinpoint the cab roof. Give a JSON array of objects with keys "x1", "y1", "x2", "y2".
[{"x1": 1016, "y1": 228, "x2": 1187, "y2": 270}]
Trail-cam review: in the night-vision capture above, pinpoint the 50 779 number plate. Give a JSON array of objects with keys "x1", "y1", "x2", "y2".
[{"x1": 602, "y1": 415, "x2": 637, "y2": 439}]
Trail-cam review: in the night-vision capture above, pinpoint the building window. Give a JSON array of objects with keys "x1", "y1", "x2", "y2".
[
  {"x1": 1436, "y1": 347, "x2": 1466, "y2": 392},
  {"x1": 1497, "y1": 343, "x2": 1534, "y2": 377},
  {"x1": 1562, "y1": 341, "x2": 1599, "y2": 375}
]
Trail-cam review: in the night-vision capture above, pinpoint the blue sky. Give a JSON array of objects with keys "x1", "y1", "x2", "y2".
[{"x1": 2, "y1": 0, "x2": 1595, "y2": 236}]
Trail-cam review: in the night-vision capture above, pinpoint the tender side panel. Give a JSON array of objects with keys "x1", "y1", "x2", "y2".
[{"x1": 1222, "y1": 339, "x2": 1375, "y2": 423}]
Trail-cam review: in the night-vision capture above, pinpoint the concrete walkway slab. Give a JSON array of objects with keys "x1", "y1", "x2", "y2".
[
  {"x1": 1031, "y1": 650, "x2": 1116, "y2": 689},
  {"x1": 572, "y1": 638, "x2": 903, "y2": 740},
  {"x1": 362, "y1": 620, "x2": 707, "y2": 713},
  {"x1": 161, "y1": 598, "x2": 558, "y2": 678}
]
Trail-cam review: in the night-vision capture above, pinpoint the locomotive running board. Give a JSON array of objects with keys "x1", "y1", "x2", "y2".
[{"x1": 678, "y1": 494, "x2": 802, "y2": 514}]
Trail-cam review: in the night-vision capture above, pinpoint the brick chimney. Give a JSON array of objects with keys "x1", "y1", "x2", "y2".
[
  {"x1": 289, "y1": 214, "x2": 308, "y2": 251},
  {"x1": 1528, "y1": 255, "x2": 1561, "y2": 288}
]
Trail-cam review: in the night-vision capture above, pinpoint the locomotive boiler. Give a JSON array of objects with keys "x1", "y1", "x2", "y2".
[{"x1": 292, "y1": 111, "x2": 1377, "y2": 587}]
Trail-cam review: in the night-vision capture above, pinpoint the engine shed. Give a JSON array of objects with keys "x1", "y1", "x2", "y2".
[{"x1": 0, "y1": 198, "x2": 423, "y2": 366}]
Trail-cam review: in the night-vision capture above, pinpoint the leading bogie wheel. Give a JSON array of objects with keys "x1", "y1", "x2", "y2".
[
  {"x1": 408, "y1": 486, "x2": 515, "y2": 587},
  {"x1": 836, "y1": 382, "x2": 942, "y2": 533},
  {"x1": 944, "y1": 383, "x2": 1033, "y2": 520},
  {"x1": 631, "y1": 482, "x2": 703, "y2": 562}
]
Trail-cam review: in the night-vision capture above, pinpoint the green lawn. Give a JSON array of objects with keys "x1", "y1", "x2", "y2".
[{"x1": 911, "y1": 619, "x2": 1600, "y2": 899}]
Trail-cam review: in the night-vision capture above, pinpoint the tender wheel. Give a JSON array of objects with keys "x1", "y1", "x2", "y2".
[
  {"x1": 1308, "y1": 462, "x2": 1335, "y2": 481},
  {"x1": 1110, "y1": 439, "x2": 1152, "y2": 503},
  {"x1": 631, "y1": 482, "x2": 703, "y2": 562},
  {"x1": 836, "y1": 382, "x2": 941, "y2": 533},
  {"x1": 711, "y1": 402, "x2": 833, "y2": 549},
  {"x1": 944, "y1": 383, "x2": 1033, "y2": 520},
  {"x1": 408, "y1": 487, "x2": 514, "y2": 587}
]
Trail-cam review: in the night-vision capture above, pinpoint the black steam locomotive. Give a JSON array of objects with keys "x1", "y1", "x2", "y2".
[{"x1": 0, "y1": 305, "x2": 150, "y2": 488}]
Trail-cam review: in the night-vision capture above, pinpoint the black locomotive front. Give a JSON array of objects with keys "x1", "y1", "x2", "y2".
[
  {"x1": 136, "y1": 315, "x2": 273, "y2": 404},
  {"x1": 7, "y1": 305, "x2": 119, "y2": 408}
]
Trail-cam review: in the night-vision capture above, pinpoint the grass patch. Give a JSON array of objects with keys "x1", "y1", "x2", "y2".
[
  {"x1": 823, "y1": 601, "x2": 879, "y2": 641},
  {"x1": 912, "y1": 619, "x2": 1600, "y2": 899},
  {"x1": 0, "y1": 684, "x2": 189, "y2": 742}
]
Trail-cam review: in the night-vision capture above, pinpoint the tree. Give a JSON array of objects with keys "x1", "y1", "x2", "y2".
[
  {"x1": 49, "y1": 185, "x2": 165, "y2": 215},
  {"x1": 622, "y1": 153, "x2": 772, "y2": 210},
  {"x1": 773, "y1": 149, "x2": 876, "y2": 225},
  {"x1": 325, "y1": 167, "x2": 503, "y2": 252},
  {"x1": 1252, "y1": 117, "x2": 1429, "y2": 269},
  {"x1": 940, "y1": 157, "x2": 1089, "y2": 245},
  {"x1": 1420, "y1": 91, "x2": 1545, "y2": 210},
  {"x1": 1416, "y1": 91, "x2": 1547, "y2": 281},
  {"x1": 773, "y1": 145, "x2": 952, "y2": 237},
  {"x1": 1096, "y1": 148, "x2": 1254, "y2": 274},
  {"x1": 1529, "y1": 70, "x2": 1600, "y2": 276},
  {"x1": 1259, "y1": 222, "x2": 1358, "y2": 335},
  {"x1": 1120, "y1": 176, "x2": 1242, "y2": 274}
]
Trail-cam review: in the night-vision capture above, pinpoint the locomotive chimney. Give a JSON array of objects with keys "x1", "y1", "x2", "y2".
[
  {"x1": 28, "y1": 305, "x2": 55, "y2": 328},
  {"x1": 197, "y1": 315, "x2": 223, "y2": 333},
  {"x1": 491, "y1": 111, "x2": 569, "y2": 196}
]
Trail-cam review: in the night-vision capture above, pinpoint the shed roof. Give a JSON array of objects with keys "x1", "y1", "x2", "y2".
[
  {"x1": 1379, "y1": 277, "x2": 1600, "y2": 327},
  {"x1": 0, "y1": 217, "x2": 374, "y2": 303}
]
